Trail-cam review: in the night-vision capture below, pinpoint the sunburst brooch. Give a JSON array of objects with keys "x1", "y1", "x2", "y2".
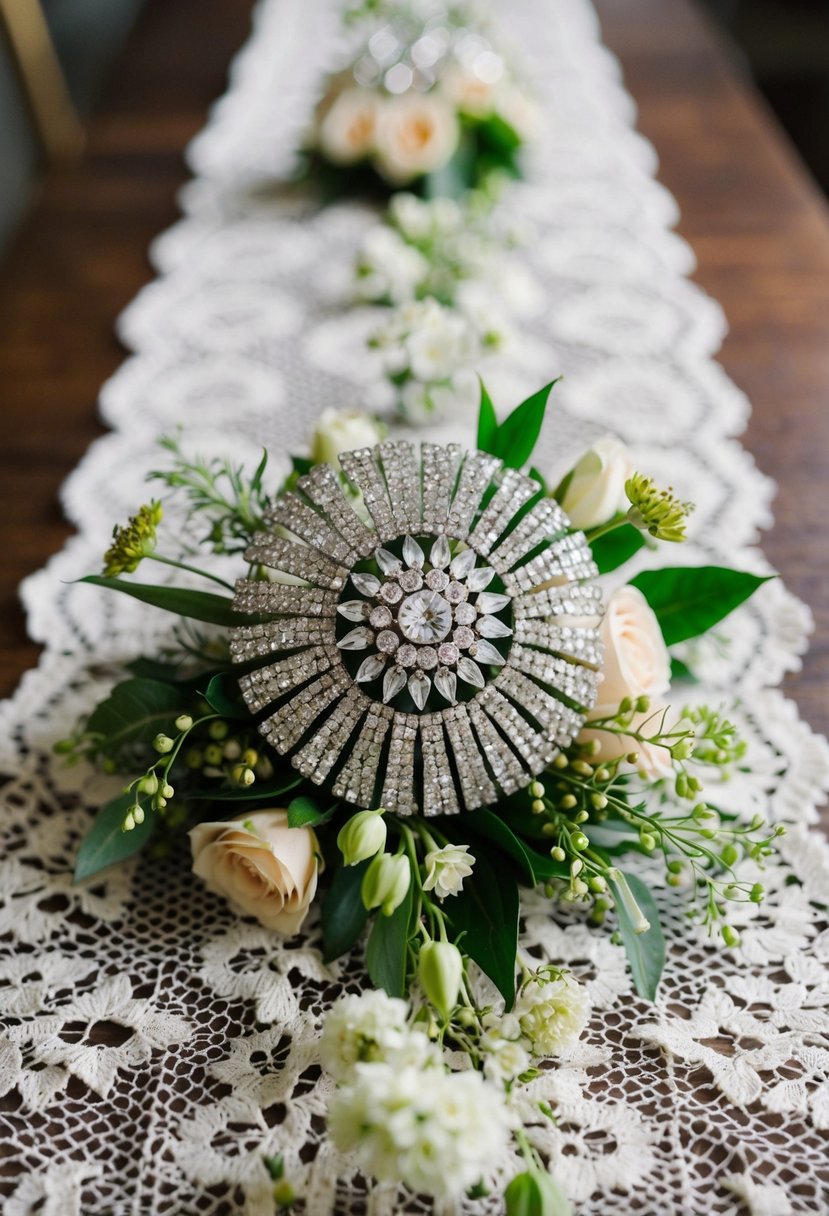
[{"x1": 230, "y1": 441, "x2": 603, "y2": 816}]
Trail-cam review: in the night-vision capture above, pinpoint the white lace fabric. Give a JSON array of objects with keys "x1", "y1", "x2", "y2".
[{"x1": 1, "y1": 1, "x2": 829, "y2": 1213}]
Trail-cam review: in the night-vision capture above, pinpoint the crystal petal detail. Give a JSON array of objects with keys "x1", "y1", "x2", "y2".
[
  {"x1": 466, "y1": 565, "x2": 495, "y2": 591},
  {"x1": 473, "y1": 638, "x2": 507, "y2": 666},
  {"x1": 450, "y1": 548, "x2": 476, "y2": 579},
  {"x1": 375, "y1": 547, "x2": 403, "y2": 575},
  {"x1": 434, "y1": 667, "x2": 458, "y2": 704},
  {"x1": 337, "y1": 627, "x2": 374, "y2": 650},
  {"x1": 337, "y1": 599, "x2": 369, "y2": 622},
  {"x1": 351, "y1": 572, "x2": 381, "y2": 596},
  {"x1": 403, "y1": 535, "x2": 425, "y2": 568},
  {"x1": 477, "y1": 615, "x2": 513, "y2": 639},
  {"x1": 457, "y1": 657, "x2": 486, "y2": 688},
  {"x1": 356, "y1": 654, "x2": 387, "y2": 683},
  {"x1": 382, "y1": 666, "x2": 408, "y2": 703},
  {"x1": 476, "y1": 591, "x2": 511, "y2": 614},
  {"x1": 408, "y1": 670, "x2": 431, "y2": 710},
  {"x1": 430, "y1": 535, "x2": 451, "y2": 569}
]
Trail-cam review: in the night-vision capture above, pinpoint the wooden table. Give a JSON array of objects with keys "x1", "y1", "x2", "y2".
[{"x1": 1, "y1": 0, "x2": 827, "y2": 758}]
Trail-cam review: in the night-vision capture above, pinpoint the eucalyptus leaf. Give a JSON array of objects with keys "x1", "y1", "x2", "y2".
[
  {"x1": 590, "y1": 523, "x2": 646, "y2": 573},
  {"x1": 608, "y1": 872, "x2": 665, "y2": 1001},
  {"x1": 445, "y1": 845, "x2": 518, "y2": 1007},
  {"x1": 365, "y1": 878, "x2": 415, "y2": 997},
  {"x1": 630, "y1": 567, "x2": 772, "y2": 646},
  {"x1": 74, "y1": 793, "x2": 154, "y2": 883},
  {"x1": 79, "y1": 575, "x2": 249, "y2": 627},
  {"x1": 322, "y1": 860, "x2": 371, "y2": 963},
  {"x1": 85, "y1": 678, "x2": 184, "y2": 755}
]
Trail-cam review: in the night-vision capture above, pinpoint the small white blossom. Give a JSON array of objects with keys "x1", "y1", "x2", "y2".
[
  {"x1": 480, "y1": 1023, "x2": 531, "y2": 1087},
  {"x1": 328, "y1": 1062, "x2": 511, "y2": 1198},
  {"x1": 422, "y1": 844, "x2": 475, "y2": 900},
  {"x1": 515, "y1": 975, "x2": 591, "y2": 1057},
  {"x1": 356, "y1": 226, "x2": 429, "y2": 305},
  {"x1": 318, "y1": 987, "x2": 415, "y2": 1084},
  {"x1": 404, "y1": 305, "x2": 477, "y2": 382}
]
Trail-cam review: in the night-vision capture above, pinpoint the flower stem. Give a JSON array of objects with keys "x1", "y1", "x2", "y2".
[{"x1": 148, "y1": 552, "x2": 235, "y2": 592}]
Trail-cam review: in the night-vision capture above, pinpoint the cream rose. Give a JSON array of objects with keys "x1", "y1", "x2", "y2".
[
  {"x1": 318, "y1": 88, "x2": 378, "y2": 164},
  {"x1": 579, "y1": 584, "x2": 674, "y2": 778},
  {"x1": 559, "y1": 436, "x2": 636, "y2": 530},
  {"x1": 580, "y1": 702, "x2": 677, "y2": 781},
  {"x1": 189, "y1": 810, "x2": 321, "y2": 934},
  {"x1": 374, "y1": 93, "x2": 459, "y2": 184},
  {"x1": 310, "y1": 408, "x2": 385, "y2": 468},
  {"x1": 440, "y1": 64, "x2": 498, "y2": 118}
]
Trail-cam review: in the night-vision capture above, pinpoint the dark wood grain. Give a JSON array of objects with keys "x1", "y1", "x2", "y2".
[{"x1": 0, "y1": 0, "x2": 826, "y2": 760}]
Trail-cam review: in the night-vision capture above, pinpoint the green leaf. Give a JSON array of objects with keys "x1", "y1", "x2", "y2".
[
  {"x1": 608, "y1": 872, "x2": 665, "y2": 1001},
  {"x1": 630, "y1": 567, "x2": 772, "y2": 646},
  {"x1": 365, "y1": 876, "x2": 415, "y2": 997},
  {"x1": 79, "y1": 576, "x2": 247, "y2": 627},
  {"x1": 322, "y1": 860, "x2": 371, "y2": 963},
  {"x1": 85, "y1": 678, "x2": 184, "y2": 755},
  {"x1": 74, "y1": 793, "x2": 154, "y2": 882},
  {"x1": 670, "y1": 656, "x2": 698, "y2": 684},
  {"x1": 490, "y1": 380, "x2": 559, "y2": 470},
  {"x1": 287, "y1": 796, "x2": 337, "y2": 829},
  {"x1": 590, "y1": 524, "x2": 646, "y2": 573},
  {"x1": 445, "y1": 844, "x2": 518, "y2": 1008},
  {"x1": 456, "y1": 808, "x2": 537, "y2": 886},
  {"x1": 203, "y1": 672, "x2": 251, "y2": 720},
  {"x1": 476, "y1": 379, "x2": 498, "y2": 452}
]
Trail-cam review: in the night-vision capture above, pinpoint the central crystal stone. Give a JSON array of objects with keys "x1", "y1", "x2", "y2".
[{"x1": 397, "y1": 589, "x2": 453, "y2": 645}]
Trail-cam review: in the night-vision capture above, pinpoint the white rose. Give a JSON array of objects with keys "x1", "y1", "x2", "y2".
[
  {"x1": 592, "y1": 585, "x2": 670, "y2": 715},
  {"x1": 189, "y1": 810, "x2": 320, "y2": 935},
  {"x1": 310, "y1": 408, "x2": 385, "y2": 468},
  {"x1": 559, "y1": 435, "x2": 636, "y2": 530},
  {"x1": 318, "y1": 87, "x2": 378, "y2": 164},
  {"x1": 374, "y1": 92, "x2": 459, "y2": 184}
]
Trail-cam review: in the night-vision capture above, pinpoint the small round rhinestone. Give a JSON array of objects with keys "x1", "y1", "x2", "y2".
[
  {"x1": 445, "y1": 580, "x2": 468, "y2": 604},
  {"x1": 453, "y1": 626, "x2": 475, "y2": 649},
  {"x1": 369, "y1": 606, "x2": 393, "y2": 629},
  {"x1": 426, "y1": 569, "x2": 449, "y2": 592},
  {"x1": 380, "y1": 582, "x2": 403, "y2": 604},
  {"x1": 376, "y1": 630, "x2": 400, "y2": 654},
  {"x1": 417, "y1": 646, "x2": 439, "y2": 670},
  {"x1": 399, "y1": 568, "x2": 423, "y2": 593},
  {"x1": 396, "y1": 644, "x2": 418, "y2": 668},
  {"x1": 438, "y1": 642, "x2": 460, "y2": 665},
  {"x1": 454, "y1": 602, "x2": 476, "y2": 626}
]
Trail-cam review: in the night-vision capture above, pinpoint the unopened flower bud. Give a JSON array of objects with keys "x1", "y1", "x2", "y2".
[
  {"x1": 337, "y1": 810, "x2": 387, "y2": 866},
  {"x1": 231, "y1": 765, "x2": 255, "y2": 787},
  {"x1": 361, "y1": 853, "x2": 410, "y2": 916},
  {"x1": 505, "y1": 1167, "x2": 570, "y2": 1216},
  {"x1": 571, "y1": 832, "x2": 589, "y2": 851},
  {"x1": 588, "y1": 875, "x2": 607, "y2": 894},
  {"x1": 531, "y1": 799, "x2": 546, "y2": 815},
  {"x1": 559, "y1": 795, "x2": 577, "y2": 811},
  {"x1": 138, "y1": 773, "x2": 159, "y2": 795},
  {"x1": 208, "y1": 720, "x2": 229, "y2": 741},
  {"x1": 529, "y1": 781, "x2": 545, "y2": 799},
  {"x1": 204, "y1": 744, "x2": 223, "y2": 766},
  {"x1": 223, "y1": 739, "x2": 242, "y2": 761},
  {"x1": 608, "y1": 868, "x2": 651, "y2": 935},
  {"x1": 418, "y1": 940, "x2": 463, "y2": 1018},
  {"x1": 174, "y1": 714, "x2": 193, "y2": 732},
  {"x1": 750, "y1": 883, "x2": 765, "y2": 904},
  {"x1": 720, "y1": 843, "x2": 739, "y2": 867},
  {"x1": 273, "y1": 1180, "x2": 296, "y2": 1209},
  {"x1": 553, "y1": 754, "x2": 568, "y2": 769},
  {"x1": 590, "y1": 793, "x2": 608, "y2": 811},
  {"x1": 634, "y1": 695, "x2": 650, "y2": 714},
  {"x1": 242, "y1": 748, "x2": 258, "y2": 768},
  {"x1": 550, "y1": 846, "x2": 566, "y2": 862},
  {"x1": 671, "y1": 737, "x2": 694, "y2": 761},
  {"x1": 122, "y1": 811, "x2": 136, "y2": 832},
  {"x1": 153, "y1": 734, "x2": 174, "y2": 754},
  {"x1": 721, "y1": 925, "x2": 740, "y2": 949},
  {"x1": 132, "y1": 805, "x2": 145, "y2": 825},
  {"x1": 185, "y1": 748, "x2": 202, "y2": 770},
  {"x1": 640, "y1": 832, "x2": 656, "y2": 852}
]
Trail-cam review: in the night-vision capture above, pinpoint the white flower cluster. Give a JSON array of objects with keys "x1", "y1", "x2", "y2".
[
  {"x1": 356, "y1": 192, "x2": 519, "y2": 307},
  {"x1": 370, "y1": 295, "x2": 509, "y2": 424},
  {"x1": 322, "y1": 991, "x2": 512, "y2": 1199},
  {"x1": 480, "y1": 971, "x2": 591, "y2": 1087}
]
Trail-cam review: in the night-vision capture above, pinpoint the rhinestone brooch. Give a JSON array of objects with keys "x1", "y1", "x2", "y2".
[{"x1": 230, "y1": 440, "x2": 603, "y2": 816}]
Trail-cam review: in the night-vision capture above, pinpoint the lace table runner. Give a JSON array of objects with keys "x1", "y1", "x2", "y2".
[{"x1": 2, "y1": 2, "x2": 829, "y2": 1213}]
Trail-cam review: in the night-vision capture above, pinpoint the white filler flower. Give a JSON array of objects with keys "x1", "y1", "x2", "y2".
[
  {"x1": 320, "y1": 990, "x2": 432, "y2": 1081},
  {"x1": 422, "y1": 843, "x2": 475, "y2": 899},
  {"x1": 515, "y1": 976, "x2": 591, "y2": 1057},
  {"x1": 329, "y1": 1062, "x2": 511, "y2": 1198}
]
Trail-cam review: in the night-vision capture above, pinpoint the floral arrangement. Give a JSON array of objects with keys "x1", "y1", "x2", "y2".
[
  {"x1": 63, "y1": 381, "x2": 779, "y2": 1211},
  {"x1": 305, "y1": 0, "x2": 539, "y2": 196}
]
